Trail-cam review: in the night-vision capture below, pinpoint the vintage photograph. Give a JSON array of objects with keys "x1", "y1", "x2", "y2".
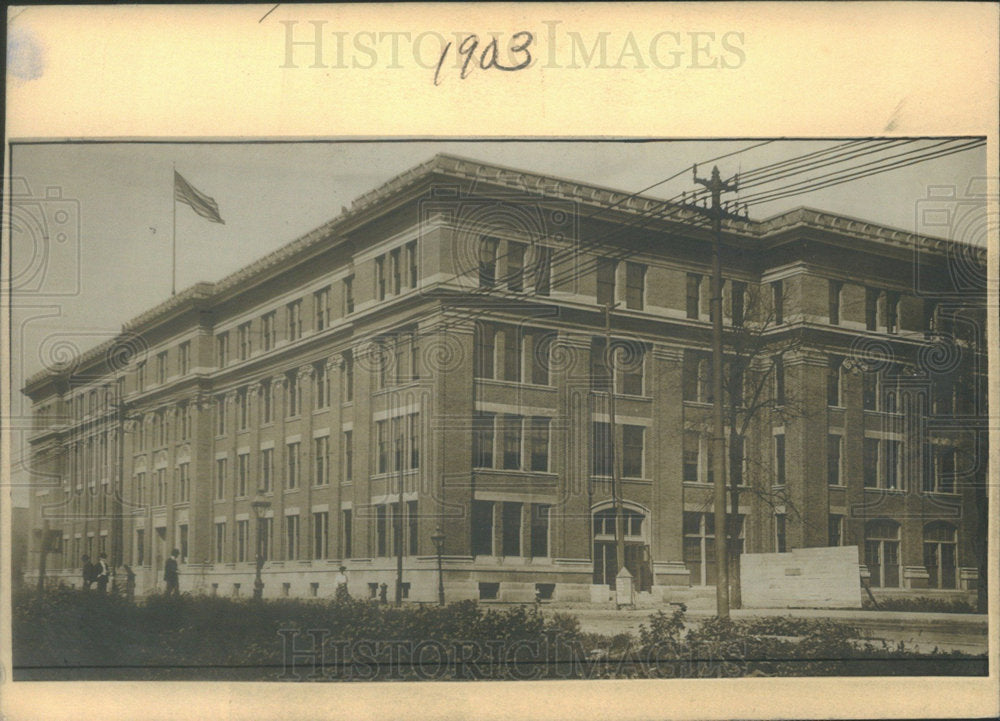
[{"x1": 7, "y1": 139, "x2": 989, "y2": 682}]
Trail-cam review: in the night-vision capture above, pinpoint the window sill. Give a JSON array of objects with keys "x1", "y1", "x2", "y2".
[
  {"x1": 284, "y1": 487, "x2": 300, "y2": 494},
  {"x1": 474, "y1": 468, "x2": 557, "y2": 477}
]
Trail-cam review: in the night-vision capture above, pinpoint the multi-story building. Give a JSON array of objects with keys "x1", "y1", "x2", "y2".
[{"x1": 23, "y1": 154, "x2": 987, "y2": 602}]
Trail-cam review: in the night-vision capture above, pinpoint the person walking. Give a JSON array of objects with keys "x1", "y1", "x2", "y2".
[
  {"x1": 81, "y1": 554, "x2": 95, "y2": 590},
  {"x1": 122, "y1": 564, "x2": 137, "y2": 602},
  {"x1": 334, "y1": 565, "x2": 349, "y2": 601},
  {"x1": 95, "y1": 553, "x2": 110, "y2": 593},
  {"x1": 164, "y1": 548, "x2": 180, "y2": 596}
]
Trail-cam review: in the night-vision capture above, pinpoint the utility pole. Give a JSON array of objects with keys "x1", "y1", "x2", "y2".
[
  {"x1": 691, "y1": 165, "x2": 740, "y2": 619},
  {"x1": 604, "y1": 303, "x2": 625, "y2": 596},
  {"x1": 395, "y1": 435, "x2": 405, "y2": 607}
]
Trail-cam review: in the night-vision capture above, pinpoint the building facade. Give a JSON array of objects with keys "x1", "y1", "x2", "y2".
[{"x1": 23, "y1": 154, "x2": 987, "y2": 602}]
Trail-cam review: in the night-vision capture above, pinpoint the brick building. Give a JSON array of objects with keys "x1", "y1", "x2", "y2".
[{"x1": 22, "y1": 154, "x2": 987, "y2": 602}]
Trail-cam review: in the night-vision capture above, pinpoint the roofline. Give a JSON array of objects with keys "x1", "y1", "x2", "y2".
[{"x1": 21, "y1": 154, "x2": 985, "y2": 394}]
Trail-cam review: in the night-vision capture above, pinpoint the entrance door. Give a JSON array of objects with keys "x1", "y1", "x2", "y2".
[{"x1": 592, "y1": 507, "x2": 652, "y2": 591}]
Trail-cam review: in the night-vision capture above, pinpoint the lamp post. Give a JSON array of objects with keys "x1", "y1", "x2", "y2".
[
  {"x1": 251, "y1": 490, "x2": 271, "y2": 600},
  {"x1": 430, "y1": 526, "x2": 445, "y2": 606}
]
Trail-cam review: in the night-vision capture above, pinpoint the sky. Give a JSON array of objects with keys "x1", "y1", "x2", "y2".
[{"x1": 6, "y1": 139, "x2": 988, "y2": 499}]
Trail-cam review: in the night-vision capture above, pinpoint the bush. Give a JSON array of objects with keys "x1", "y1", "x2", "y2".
[
  {"x1": 11, "y1": 589, "x2": 986, "y2": 680},
  {"x1": 862, "y1": 596, "x2": 977, "y2": 614}
]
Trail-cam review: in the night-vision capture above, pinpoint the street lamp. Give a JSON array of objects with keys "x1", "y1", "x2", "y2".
[
  {"x1": 251, "y1": 490, "x2": 271, "y2": 600},
  {"x1": 430, "y1": 526, "x2": 445, "y2": 607}
]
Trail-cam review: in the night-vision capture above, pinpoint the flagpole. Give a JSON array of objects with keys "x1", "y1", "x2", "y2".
[{"x1": 172, "y1": 163, "x2": 177, "y2": 296}]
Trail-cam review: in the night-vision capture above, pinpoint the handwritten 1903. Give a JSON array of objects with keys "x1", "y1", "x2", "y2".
[{"x1": 433, "y1": 32, "x2": 533, "y2": 85}]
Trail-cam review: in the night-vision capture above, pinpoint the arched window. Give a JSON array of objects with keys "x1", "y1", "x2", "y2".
[
  {"x1": 864, "y1": 519, "x2": 900, "y2": 588},
  {"x1": 923, "y1": 522, "x2": 957, "y2": 589}
]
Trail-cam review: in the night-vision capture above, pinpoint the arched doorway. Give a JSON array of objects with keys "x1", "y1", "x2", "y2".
[{"x1": 592, "y1": 505, "x2": 652, "y2": 591}]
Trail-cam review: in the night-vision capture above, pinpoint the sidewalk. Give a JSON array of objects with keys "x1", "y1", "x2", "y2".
[{"x1": 537, "y1": 601, "x2": 988, "y2": 654}]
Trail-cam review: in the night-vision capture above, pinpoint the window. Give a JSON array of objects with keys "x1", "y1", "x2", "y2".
[
  {"x1": 238, "y1": 322, "x2": 251, "y2": 360},
  {"x1": 501, "y1": 414, "x2": 522, "y2": 470},
  {"x1": 473, "y1": 413, "x2": 495, "y2": 468},
  {"x1": 827, "y1": 356, "x2": 842, "y2": 406},
  {"x1": 157, "y1": 351, "x2": 167, "y2": 384},
  {"x1": 501, "y1": 328, "x2": 522, "y2": 382},
  {"x1": 215, "y1": 458, "x2": 227, "y2": 500},
  {"x1": 524, "y1": 504, "x2": 550, "y2": 559},
  {"x1": 177, "y1": 341, "x2": 190, "y2": 376},
  {"x1": 259, "y1": 517, "x2": 272, "y2": 561},
  {"x1": 829, "y1": 281, "x2": 843, "y2": 325},
  {"x1": 237, "y1": 520, "x2": 249, "y2": 562},
  {"x1": 341, "y1": 509, "x2": 352, "y2": 558},
  {"x1": 731, "y1": 280, "x2": 746, "y2": 327},
  {"x1": 597, "y1": 258, "x2": 616, "y2": 306},
  {"x1": 262, "y1": 312, "x2": 276, "y2": 351},
  {"x1": 343, "y1": 276, "x2": 355, "y2": 314},
  {"x1": 529, "y1": 331, "x2": 552, "y2": 385},
  {"x1": 533, "y1": 245, "x2": 551, "y2": 296},
  {"x1": 592, "y1": 421, "x2": 612, "y2": 477},
  {"x1": 619, "y1": 343, "x2": 644, "y2": 395},
  {"x1": 215, "y1": 332, "x2": 229, "y2": 367},
  {"x1": 285, "y1": 514, "x2": 300, "y2": 560},
  {"x1": 408, "y1": 413, "x2": 420, "y2": 469},
  {"x1": 261, "y1": 448, "x2": 273, "y2": 492},
  {"x1": 827, "y1": 434, "x2": 842, "y2": 486},
  {"x1": 686, "y1": 273, "x2": 701, "y2": 319},
  {"x1": 884, "y1": 439, "x2": 900, "y2": 490},
  {"x1": 406, "y1": 241, "x2": 418, "y2": 288},
  {"x1": 829, "y1": 514, "x2": 844, "y2": 547},
  {"x1": 375, "y1": 255, "x2": 386, "y2": 300},
  {"x1": 775, "y1": 514, "x2": 787, "y2": 552},
  {"x1": 237, "y1": 387, "x2": 249, "y2": 430},
  {"x1": 474, "y1": 323, "x2": 496, "y2": 379},
  {"x1": 773, "y1": 355, "x2": 785, "y2": 405},
  {"x1": 343, "y1": 431, "x2": 353, "y2": 481},
  {"x1": 375, "y1": 420, "x2": 388, "y2": 474},
  {"x1": 865, "y1": 520, "x2": 900, "y2": 588},
  {"x1": 313, "y1": 511, "x2": 329, "y2": 559},
  {"x1": 313, "y1": 436, "x2": 328, "y2": 486},
  {"x1": 926, "y1": 443, "x2": 956, "y2": 493},
  {"x1": 287, "y1": 300, "x2": 302, "y2": 341},
  {"x1": 214, "y1": 522, "x2": 226, "y2": 562},
  {"x1": 683, "y1": 431, "x2": 700, "y2": 482},
  {"x1": 501, "y1": 502, "x2": 522, "y2": 557},
  {"x1": 622, "y1": 425, "x2": 644, "y2": 478},
  {"x1": 179, "y1": 404, "x2": 191, "y2": 441},
  {"x1": 314, "y1": 286, "x2": 331, "y2": 331},
  {"x1": 507, "y1": 241, "x2": 525, "y2": 291},
  {"x1": 771, "y1": 280, "x2": 784, "y2": 324},
  {"x1": 136, "y1": 362, "x2": 146, "y2": 392},
  {"x1": 774, "y1": 433, "x2": 786, "y2": 485},
  {"x1": 314, "y1": 363, "x2": 329, "y2": 408},
  {"x1": 625, "y1": 262, "x2": 645, "y2": 310},
  {"x1": 261, "y1": 380, "x2": 273, "y2": 423},
  {"x1": 683, "y1": 512, "x2": 717, "y2": 585},
  {"x1": 177, "y1": 463, "x2": 190, "y2": 503},
  {"x1": 390, "y1": 248, "x2": 402, "y2": 295},
  {"x1": 863, "y1": 438, "x2": 880, "y2": 487},
  {"x1": 407, "y1": 500, "x2": 419, "y2": 555},
  {"x1": 865, "y1": 288, "x2": 879, "y2": 331},
  {"x1": 528, "y1": 417, "x2": 550, "y2": 472},
  {"x1": 179, "y1": 524, "x2": 189, "y2": 563},
  {"x1": 863, "y1": 372, "x2": 878, "y2": 411},
  {"x1": 286, "y1": 372, "x2": 300, "y2": 416},
  {"x1": 884, "y1": 291, "x2": 899, "y2": 334},
  {"x1": 923, "y1": 522, "x2": 957, "y2": 589},
  {"x1": 342, "y1": 350, "x2": 354, "y2": 402},
  {"x1": 286, "y1": 442, "x2": 300, "y2": 489},
  {"x1": 471, "y1": 500, "x2": 494, "y2": 556},
  {"x1": 376, "y1": 505, "x2": 387, "y2": 557},
  {"x1": 237, "y1": 453, "x2": 249, "y2": 497},
  {"x1": 135, "y1": 529, "x2": 145, "y2": 565}
]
